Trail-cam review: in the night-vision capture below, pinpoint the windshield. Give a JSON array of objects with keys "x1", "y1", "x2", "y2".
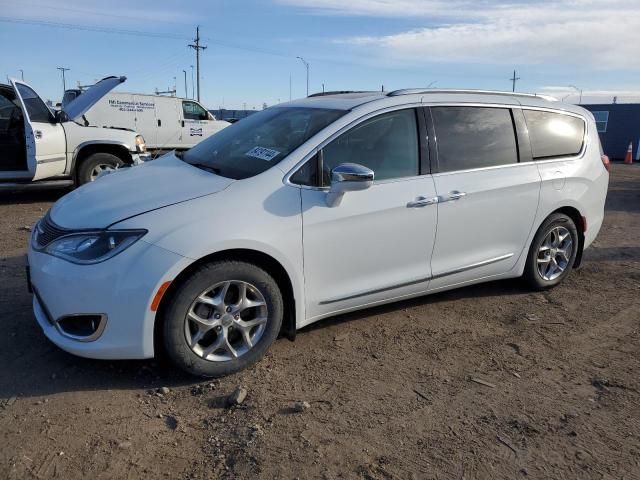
[{"x1": 181, "y1": 106, "x2": 346, "y2": 179}]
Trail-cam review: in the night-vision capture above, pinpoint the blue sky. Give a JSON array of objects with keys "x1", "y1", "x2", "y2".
[{"x1": 1, "y1": 0, "x2": 639, "y2": 109}]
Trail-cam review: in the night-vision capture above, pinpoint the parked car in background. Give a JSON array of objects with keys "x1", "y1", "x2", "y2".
[
  {"x1": 1, "y1": 76, "x2": 148, "y2": 187},
  {"x1": 63, "y1": 89, "x2": 230, "y2": 151},
  {"x1": 27, "y1": 89, "x2": 609, "y2": 377}
]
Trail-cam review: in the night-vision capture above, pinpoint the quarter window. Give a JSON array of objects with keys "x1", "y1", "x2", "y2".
[
  {"x1": 321, "y1": 109, "x2": 419, "y2": 185},
  {"x1": 431, "y1": 106, "x2": 518, "y2": 172},
  {"x1": 182, "y1": 101, "x2": 209, "y2": 121},
  {"x1": 523, "y1": 110, "x2": 585, "y2": 159},
  {"x1": 591, "y1": 111, "x2": 609, "y2": 133}
]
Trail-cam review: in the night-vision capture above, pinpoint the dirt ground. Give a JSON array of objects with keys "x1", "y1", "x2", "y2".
[{"x1": 1, "y1": 164, "x2": 639, "y2": 480}]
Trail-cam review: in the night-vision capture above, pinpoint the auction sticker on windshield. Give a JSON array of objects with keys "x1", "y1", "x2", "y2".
[{"x1": 245, "y1": 146, "x2": 280, "y2": 161}]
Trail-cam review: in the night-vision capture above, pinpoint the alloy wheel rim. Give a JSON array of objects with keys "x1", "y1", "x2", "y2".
[
  {"x1": 184, "y1": 280, "x2": 268, "y2": 362},
  {"x1": 90, "y1": 164, "x2": 115, "y2": 181},
  {"x1": 536, "y1": 226, "x2": 573, "y2": 281}
]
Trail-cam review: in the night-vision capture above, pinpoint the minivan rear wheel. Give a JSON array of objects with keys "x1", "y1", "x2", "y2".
[
  {"x1": 524, "y1": 213, "x2": 579, "y2": 290},
  {"x1": 163, "y1": 260, "x2": 283, "y2": 377}
]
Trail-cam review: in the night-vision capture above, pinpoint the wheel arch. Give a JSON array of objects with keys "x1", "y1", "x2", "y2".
[
  {"x1": 72, "y1": 142, "x2": 134, "y2": 181},
  {"x1": 548, "y1": 205, "x2": 585, "y2": 267},
  {"x1": 153, "y1": 248, "x2": 297, "y2": 358}
]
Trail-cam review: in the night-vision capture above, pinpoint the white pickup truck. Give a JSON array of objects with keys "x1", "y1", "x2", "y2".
[{"x1": 0, "y1": 76, "x2": 149, "y2": 188}]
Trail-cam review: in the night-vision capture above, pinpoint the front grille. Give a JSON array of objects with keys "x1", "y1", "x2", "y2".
[{"x1": 35, "y1": 213, "x2": 70, "y2": 247}]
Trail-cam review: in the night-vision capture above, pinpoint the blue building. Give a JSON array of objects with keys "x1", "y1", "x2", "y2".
[{"x1": 582, "y1": 104, "x2": 640, "y2": 160}]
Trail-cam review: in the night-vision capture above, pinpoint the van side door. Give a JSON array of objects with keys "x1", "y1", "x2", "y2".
[
  {"x1": 181, "y1": 100, "x2": 211, "y2": 148},
  {"x1": 10, "y1": 80, "x2": 66, "y2": 181},
  {"x1": 426, "y1": 105, "x2": 541, "y2": 290}
]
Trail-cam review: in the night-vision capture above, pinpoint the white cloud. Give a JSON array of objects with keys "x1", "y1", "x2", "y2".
[{"x1": 282, "y1": 0, "x2": 640, "y2": 69}]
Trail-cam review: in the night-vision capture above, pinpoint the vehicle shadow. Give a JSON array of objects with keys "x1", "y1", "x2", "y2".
[
  {"x1": 0, "y1": 251, "x2": 528, "y2": 399},
  {"x1": 299, "y1": 277, "x2": 527, "y2": 335},
  {"x1": 0, "y1": 188, "x2": 69, "y2": 206}
]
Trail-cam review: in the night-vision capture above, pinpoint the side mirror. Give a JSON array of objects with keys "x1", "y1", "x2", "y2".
[{"x1": 326, "y1": 162, "x2": 374, "y2": 207}]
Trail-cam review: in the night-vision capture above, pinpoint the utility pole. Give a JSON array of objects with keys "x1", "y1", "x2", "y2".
[
  {"x1": 296, "y1": 56, "x2": 309, "y2": 96},
  {"x1": 182, "y1": 70, "x2": 188, "y2": 98},
  {"x1": 509, "y1": 70, "x2": 520, "y2": 92},
  {"x1": 188, "y1": 26, "x2": 207, "y2": 102},
  {"x1": 19, "y1": 69, "x2": 24, "y2": 81},
  {"x1": 57, "y1": 66, "x2": 70, "y2": 92}
]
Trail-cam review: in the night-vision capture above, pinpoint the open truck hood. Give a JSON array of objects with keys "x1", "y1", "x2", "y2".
[{"x1": 62, "y1": 76, "x2": 126, "y2": 122}]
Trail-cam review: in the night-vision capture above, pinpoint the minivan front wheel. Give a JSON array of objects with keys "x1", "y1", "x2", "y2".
[
  {"x1": 524, "y1": 213, "x2": 579, "y2": 290},
  {"x1": 163, "y1": 260, "x2": 283, "y2": 377}
]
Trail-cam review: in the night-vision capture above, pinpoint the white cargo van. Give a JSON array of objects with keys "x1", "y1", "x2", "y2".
[
  {"x1": 62, "y1": 90, "x2": 230, "y2": 151},
  {"x1": 1, "y1": 76, "x2": 148, "y2": 188}
]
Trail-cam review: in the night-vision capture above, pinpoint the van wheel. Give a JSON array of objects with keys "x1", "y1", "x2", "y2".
[
  {"x1": 162, "y1": 260, "x2": 283, "y2": 377},
  {"x1": 524, "y1": 213, "x2": 579, "y2": 290},
  {"x1": 77, "y1": 153, "x2": 123, "y2": 185}
]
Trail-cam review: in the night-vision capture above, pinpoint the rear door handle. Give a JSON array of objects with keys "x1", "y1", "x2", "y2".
[
  {"x1": 440, "y1": 190, "x2": 467, "y2": 203},
  {"x1": 407, "y1": 196, "x2": 439, "y2": 208}
]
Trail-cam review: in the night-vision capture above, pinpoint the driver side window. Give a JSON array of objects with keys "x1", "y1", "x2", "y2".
[
  {"x1": 182, "y1": 101, "x2": 208, "y2": 121},
  {"x1": 321, "y1": 109, "x2": 419, "y2": 186}
]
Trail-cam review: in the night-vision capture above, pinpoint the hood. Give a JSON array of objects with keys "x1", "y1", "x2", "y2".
[
  {"x1": 62, "y1": 76, "x2": 126, "y2": 122},
  {"x1": 50, "y1": 154, "x2": 234, "y2": 229}
]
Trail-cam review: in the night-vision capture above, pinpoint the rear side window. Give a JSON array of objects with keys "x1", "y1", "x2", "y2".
[
  {"x1": 432, "y1": 106, "x2": 518, "y2": 172},
  {"x1": 523, "y1": 110, "x2": 585, "y2": 159}
]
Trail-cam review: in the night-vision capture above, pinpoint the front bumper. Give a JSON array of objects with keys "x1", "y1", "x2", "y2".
[{"x1": 28, "y1": 238, "x2": 188, "y2": 359}]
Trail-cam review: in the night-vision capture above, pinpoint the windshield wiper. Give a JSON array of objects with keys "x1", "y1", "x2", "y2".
[{"x1": 190, "y1": 163, "x2": 222, "y2": 175}]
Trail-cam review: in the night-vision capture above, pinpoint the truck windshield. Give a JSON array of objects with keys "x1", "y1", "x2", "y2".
[{"x1": 181, "y1": 106, "x2": 346, "y2": 180}]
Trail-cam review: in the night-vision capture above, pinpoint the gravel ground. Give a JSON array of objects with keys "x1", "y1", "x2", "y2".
[{"x1": 1, "y1": 164, "x2": 639, "y2": 479}]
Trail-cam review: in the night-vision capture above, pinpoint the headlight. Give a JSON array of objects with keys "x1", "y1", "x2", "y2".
[
  {"x1": 44, "y1": 230, "x2": 147, "y2": 264},
  {"x1": 135, "y1": 135, "x2": 146, "y2": 153}
]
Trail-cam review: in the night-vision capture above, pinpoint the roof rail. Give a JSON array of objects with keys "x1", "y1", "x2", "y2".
[
  {"x1": 307, "y1": 90, "x2": 374, "y2": 98},
  {"x1": 387, "y1": 88, "x2": 558, "y2": 102}
]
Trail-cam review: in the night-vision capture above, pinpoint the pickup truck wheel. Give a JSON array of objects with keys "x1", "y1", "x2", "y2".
[{"x1": 77, "y1": 153, "x2": 123, "y2": 185}]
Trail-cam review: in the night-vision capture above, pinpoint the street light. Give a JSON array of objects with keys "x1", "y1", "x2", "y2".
[
  {"x1": 182, "y1": 70, "x2": 188, "y2": 98},
  {"x1": 569, "y1": 84, "x2": 583, "y2": 104},
  {"x1": 296, "y1": 56, "x2": 309, "y2": 97},
  {"x1": 190, "y1": 65, "x2": 195, "y2": 99}
]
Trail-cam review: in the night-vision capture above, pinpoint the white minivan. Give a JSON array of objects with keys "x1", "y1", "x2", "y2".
[
  {"x1": 1, "y1": 76, "x2": 148, "y2": 187},
  {"x1": 62, "y1": 90, "x2": 230, "y2": 151},
  {"x1": 28, "y1": 89, "x2": 609, "y2": 377}
]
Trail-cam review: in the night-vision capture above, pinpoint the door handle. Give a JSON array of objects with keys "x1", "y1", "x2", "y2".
[
  {"x1": 407, "y1": 196, "x2": 439, "y2": 208},
  {"x1": 440, "y1": 190, "x2": 467, "y2": 203},
  {"x1": 34, "y1": 130, "x2": 43, "y2": 139}
]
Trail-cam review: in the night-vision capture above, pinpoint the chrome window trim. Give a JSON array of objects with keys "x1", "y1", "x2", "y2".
[
  {"x1": 427, "y1": 103, "x2": 588, "y2": 176},
  {"x1": 283, "y1": 101, "x2": 590, "y2": 188},
  {"x1": 283, "y1": 102, "x2": 425, "y2": 190}
]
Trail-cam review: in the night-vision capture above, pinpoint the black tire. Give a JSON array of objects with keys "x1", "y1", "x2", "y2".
[
  {"x1": 162, "y1": 260, "x2": 283, "y2": 377},
  {"x1": 76, "y1": 152, "x2": 123, "y2": 185},
  {"x1": 523, "y1": 213, "x2": 579, "y2": 290}
]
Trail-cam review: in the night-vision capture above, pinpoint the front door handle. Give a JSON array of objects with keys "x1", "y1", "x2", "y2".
[
  {"x1": 407, "y1": 196, "x2": 439, "y2": 208},
  {"x1": 440, "y1": 190, "x2": 467, "y2": 203}
]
